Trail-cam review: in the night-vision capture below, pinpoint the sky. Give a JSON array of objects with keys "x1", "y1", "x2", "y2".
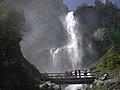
[{"x1": 63, "y1": 0, "x2": 120, "y2": 11}]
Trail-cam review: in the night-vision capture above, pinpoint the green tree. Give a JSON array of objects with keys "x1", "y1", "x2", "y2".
[
  {"x1": 80, "y1": 3, "x2": 88, "y2": 8},
  {"x1": 0, "y1": 2, "x2": 41, "y2": 90},
  {"x1": 94, "y1": 0, "x2": 104, "y2": 8}
]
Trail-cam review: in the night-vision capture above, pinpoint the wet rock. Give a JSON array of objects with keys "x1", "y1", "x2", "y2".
[
  {"x1": 93, "y1": 28, "x2": 106, "y2": 41},
  {"x1": 39, "y1": 81, "x2": 59, "y2": 90},
  {"x1": 104, "y1": 77, "x2": 120, "y2": 90},
  {"x1": 92, "y1": 77, "x2": 120, "y2": 90},
  {"x1": 96, "y1": 80, "x2": 104, "y2": 86}
]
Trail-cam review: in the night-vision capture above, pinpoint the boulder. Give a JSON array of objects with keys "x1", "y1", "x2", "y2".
[
  {"x1": 104, "y1": 77, "x2": 120, "y2": 90},
  {"x1": 93, "y1": 28, "x2": 106, "y2": 41},
  {"x1": 39, "y1": 81, "x2": 59, "y2": 90}
]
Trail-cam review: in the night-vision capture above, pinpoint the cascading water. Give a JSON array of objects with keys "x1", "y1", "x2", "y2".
[
  {"x1": 50, "y1": 12, "x2": 83, "y2": 70},
  {"x1": 65, "y1": 12, "x2": 82, "y2": 69},
  {"x1": 50, "y1": 48, "x2": 62, "y2": 68},
  {"x1": 50, "y1": 12, "x2": 84, "y2": 90}
]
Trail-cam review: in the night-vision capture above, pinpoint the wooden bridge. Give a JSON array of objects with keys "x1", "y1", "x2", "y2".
[{"x1": 45, "y1": 72, "x2": 96, "y2": 84}]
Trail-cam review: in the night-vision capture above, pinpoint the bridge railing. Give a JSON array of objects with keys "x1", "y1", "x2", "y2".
[{"x1": 47, "y1": 72, "x2": 96, "y2": 79}]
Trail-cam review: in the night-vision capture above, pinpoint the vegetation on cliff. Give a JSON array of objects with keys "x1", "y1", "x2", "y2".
[
  {"x1": 75, "y1": 0, "x2": 120, "y2": 89},
  {"x1": 75, "y1": 0, "x2": 120, "y2": 78},
  {"x1": 0, "y1": 2, "x2": 42, "y2": 90},
  {"x1": 93, "y1": 0, "x2": 120, "y2": 78},
  {"x1": 0, "y1": 0, "x2": 120, "y2": 89}
]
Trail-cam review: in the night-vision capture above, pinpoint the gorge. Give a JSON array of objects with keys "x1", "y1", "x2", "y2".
[
  {"x1": 20, "y1": 0, "x2": 98, "y2": 73},
  {"x1": 0, "y1": 0, "x2": 120, "y2": 90},
  {"x1": 20, "y1": 0, "x2": 99, "y2": 90}
]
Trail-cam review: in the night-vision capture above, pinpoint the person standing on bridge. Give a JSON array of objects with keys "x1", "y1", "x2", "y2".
[
  {"x1": 75, "y1": 70, "x2": 77, "y2": 77},
  {"x1": 78, "y1": 69, "x2": 81, "y2": 78},
  {"x1": 83, "y1": 69, "x2": 88, "y2": 77},
  {"x1": 65, "y1": 71, "x2": 69, "y2": 77},
  {"x1": 69, "y1": 71, "x2": 72, "y2": 77}
]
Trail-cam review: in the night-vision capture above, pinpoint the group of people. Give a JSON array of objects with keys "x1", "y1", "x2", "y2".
[{"x1": 65, "y1": 69, "x2": 88, "y2": 77}]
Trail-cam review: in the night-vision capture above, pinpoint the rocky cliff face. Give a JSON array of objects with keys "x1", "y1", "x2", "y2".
[
  {"x1": 87, "y1": 77, "x2": 120, "y2": 90},
  {"x1": 0, "y1": 2, "x2": 42, "y2": 89},
  {"x1": 19, "y1": 0, "x2": 68, "y2": 72},
  {"x1": 74, "y1": 6, "x2": 100, "y2": 68}
]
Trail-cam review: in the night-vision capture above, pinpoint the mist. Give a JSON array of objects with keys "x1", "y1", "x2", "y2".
[
  {"x1": 20, "y1": 0, "x2": 68, "y2": 72},
  {"x1": 9, "y1": 0, "x2": 100, "y2": 72}
]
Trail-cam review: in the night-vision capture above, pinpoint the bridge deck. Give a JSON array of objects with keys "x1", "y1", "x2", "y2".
[{"x1": 46, "y1": 73, "x2": 96, "y2": 84}]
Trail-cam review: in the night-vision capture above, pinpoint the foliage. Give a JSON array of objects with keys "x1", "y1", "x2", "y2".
[
  {"x1": 0, "y1": 2, "x2": 25, "y2": 34},
  {"x1": 93, "y1": 0, "x2": 120, "y2": 51},
  {"x1": 0, "y1": 2, "x2": 42, "y2": 90},
  {"x1": 106, "y1": 28, "x2": 120, "y2": 49},
  {"x1": 79, "y1": 3, "x2": 88, "y2": 8},
  {"x1": 91, "y1": 52, "x2": 120, "y2": 78},
  {"x1": 88, "y1": 1, "x2": 120, "y2": 89},
  {"x1": 75, "y1": 0, "x2": 120, "y2": 79},
  {"x1": 75, "y1": 0, "x2": 120, "y2": 89},
  {"x1": 94, "y1": 0, "x2": 104, "y2": 8}
]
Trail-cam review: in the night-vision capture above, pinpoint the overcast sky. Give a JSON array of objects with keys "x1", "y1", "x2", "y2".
[{"x1": 63, "y1": 0, "x2": 120, "y2": 11}]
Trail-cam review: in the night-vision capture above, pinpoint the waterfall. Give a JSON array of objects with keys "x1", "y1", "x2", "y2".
[
  {"x1": 50, "y1": 12, "x2": 83, "y2": 71},
  {"x1": 50, "y1": 48, "x2": 62, "y2": 68},
  {"x1": 50, "y1": 12, "x2": 85, "y2": 90},
  {"x1": 65, "y1": 12, "x2": 83, "y2": 69}
]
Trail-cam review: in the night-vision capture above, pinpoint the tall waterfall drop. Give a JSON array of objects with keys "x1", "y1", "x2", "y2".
[
  {"x1": 65, "y1": 12, "x2": 83, "y2": 69},
  {"x1": 50, "y1": 11, "x2": 84, "y2": 90},
  {"x1": 50, "y1": 11, "x2": 83, "y2": 71}
]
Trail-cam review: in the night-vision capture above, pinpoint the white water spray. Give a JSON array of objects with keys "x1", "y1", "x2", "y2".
[
  {"x1": 65, "y1": 12, "x2": 83, "y2": 69},
  {"x1": 50, "y1": 12, "x2": 84, "y2": 90},
  {"x1": 50, "y1": 48, "x2": 62, "y2": 68},
  {"x1": 50, "y1": 12, "x2": 83, "y2": 70}
]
